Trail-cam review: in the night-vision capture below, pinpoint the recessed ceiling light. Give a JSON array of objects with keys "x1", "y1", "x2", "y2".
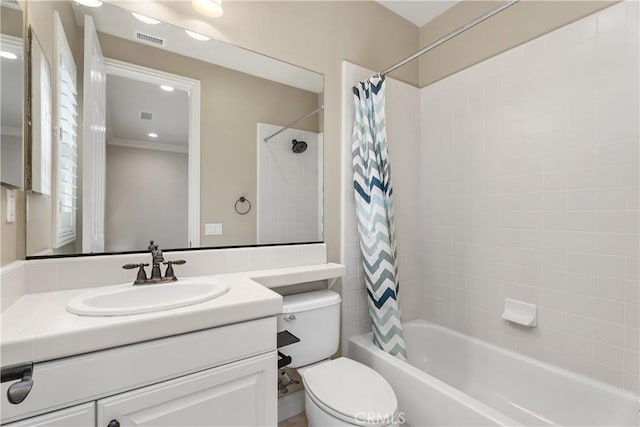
[
  {"x1": 0, "y1": 51, "x2": 17, "y2": 60},
  {"x1": 160, "y1": 85, "x2": 174, "y2": 92},
  {"x1": 75, "y1": 0, "x2": 102, "y2": 7},
  {"x1": 148, "y1": 132, "x2": 159, "y2": 138},
  {"x1": 131, "y1": 12, "x2": 161, "y2": 25},
  {"x1": 185, "y1": 30, "x2": 211, "y2": 41},
  {"x1": 192, "y1": 0, "x2": 223, "y2": 18}
]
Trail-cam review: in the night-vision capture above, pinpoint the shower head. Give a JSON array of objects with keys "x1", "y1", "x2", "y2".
[{"x1": 291, "y1": 139, "x2": 307, "y2": 154}]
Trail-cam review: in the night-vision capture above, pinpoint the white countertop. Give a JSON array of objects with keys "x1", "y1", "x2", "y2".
[{"x1": 0, "y1": 263, "x2": 345, "y2": 367}]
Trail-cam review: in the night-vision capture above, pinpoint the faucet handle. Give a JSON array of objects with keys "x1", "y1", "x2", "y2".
[
  {"x1": 123, "y1": 263, "x2": 146, "y2": 269},
  {"x1": 162, "y1": 260, "x2": 186, "y2": 281},
  {"x1": 123, "y1": 263, "x2": 149, "y2": 284}
]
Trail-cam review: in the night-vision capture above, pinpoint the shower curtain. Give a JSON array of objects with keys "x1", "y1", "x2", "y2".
[{"x1": 351, "y1": 76, "x2": 407, "y2": 360}]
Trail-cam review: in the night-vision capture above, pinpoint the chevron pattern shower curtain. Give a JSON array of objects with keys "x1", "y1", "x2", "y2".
[{"x1": 351, "y1": 76, "x2": 407, "y2": 359}]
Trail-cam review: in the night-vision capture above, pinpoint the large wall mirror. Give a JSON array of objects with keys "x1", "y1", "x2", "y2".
[
  {"x1": 25, "y1": 0, "x2": 324, "y2": 257},
  {"x1": 1, "y1": 0, "x2": 24, "y2": 189}
]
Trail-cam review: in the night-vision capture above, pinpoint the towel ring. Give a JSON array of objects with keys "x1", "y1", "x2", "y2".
[{"x1": 234, "y1": 196, "x2": 251, "y2": 215}]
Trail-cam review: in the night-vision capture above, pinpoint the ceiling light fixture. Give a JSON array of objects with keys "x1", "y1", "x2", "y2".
[
  {"x1": 160, "y1": 85, "x2": 175, "y2": 92},
  {"x1": 131, "y1": 12, "x2": 161, "y2": 25},
  {"x1": 0, "y1": 51, "x2": 18, "y2": 60},
  {"x1": 192, "y1": 0, "x2": 223, "y2": 18},
  {"x1": 75, "y1": 0, "x2": 103, "y2": 7},
  {"x1": 148, "y1": 132, "x2": 159, "y2": 138},
  {"x1": 185, "y1": 30, "x2": 211, "y2": 41}
]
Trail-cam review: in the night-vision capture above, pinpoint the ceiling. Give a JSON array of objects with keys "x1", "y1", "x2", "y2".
[
  {"x1": 72, "y1": 2, "x2": 323, "y2": 94},
  {"x1": 376, "y1": 1, "x2": 459, "y2": 27},
  {"x1": 106, "y1": 74, "x2": 189, "y2": 147}
]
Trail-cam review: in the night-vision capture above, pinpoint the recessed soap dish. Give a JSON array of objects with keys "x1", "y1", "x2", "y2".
[{"x1": 502, "y1": 298, "x2": 537, "y2": 327}]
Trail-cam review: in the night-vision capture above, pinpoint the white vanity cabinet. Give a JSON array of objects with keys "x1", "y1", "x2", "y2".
[
  {"x1": 1, "y1": 318, "x2": 278, "y2": 426},
  {"x1": 5, "y1": 403, "x2": 95, "y2": 427},
  {"x1": 97, "y1": 353, "x2": 275, "y2": 427}
]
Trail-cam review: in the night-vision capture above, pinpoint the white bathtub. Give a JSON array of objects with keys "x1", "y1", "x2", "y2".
[{"x1": 349, "y1": 320, "x2": 638, "y2": 426}]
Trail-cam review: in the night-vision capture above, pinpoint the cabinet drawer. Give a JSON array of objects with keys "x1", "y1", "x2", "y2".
[
  {"x1": 2, "y1": 318, "x2": 276, "y2": 424},
  {"x1": 4, "y1": 403, "x2": 95, "y2": 427},
  {"x1": 97, "y1": 352, "x2": 277, "y2": 427}
]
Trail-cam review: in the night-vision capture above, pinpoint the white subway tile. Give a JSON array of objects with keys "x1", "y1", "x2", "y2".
[
  {"x1": 594, "y1": 341, "x2": 624, "y2": 370},
  {"x1": 593, "y1": 298, "x2": 625, "y2": 324},
  {"x1": 625, "y1": 303, "x2": 640, "y2": 328},
  {"x1": 566, "y1": 313, "x2": 595, "y2": 338},
  {"x1": 595, "y1": 319, "x2": 626, "y2": 347},
  {"x1": 595, "y1": 211, "x2": 627, "y2": 233},
  {"x1": 625, "y1": 327, "x2": 640, "y2": 351},
  {"x1": 594, "y1": 255, "x2": 627, "y2": 279},
  {"x1": 566, "y1": 294, "x2": 594, "y2": 317},
  {"x1": 416, "y1": 4, "x2": 637, "y2": 389},
  {"x1": 594, "y1": 276, "x2": 626, "y2": 301}
]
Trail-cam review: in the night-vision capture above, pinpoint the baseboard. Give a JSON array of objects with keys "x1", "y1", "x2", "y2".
[{"x1": 278, "y1": 389, "x2": 305, "y2": 422}]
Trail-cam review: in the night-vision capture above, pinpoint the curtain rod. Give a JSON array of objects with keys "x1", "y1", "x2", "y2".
[
  {"x1": 374, "y1": 0, "x2": 519, "y2": 79},
  {"x1": 263, "y1": 105, "x2": 324, "y2": 142}
]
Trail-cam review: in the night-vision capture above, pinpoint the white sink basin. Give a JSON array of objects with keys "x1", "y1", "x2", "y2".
[{"x1": 66, "y1": 279, "x2": 229, "y2": 316}]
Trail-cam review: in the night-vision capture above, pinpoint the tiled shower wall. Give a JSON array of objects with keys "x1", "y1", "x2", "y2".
[
  {"x1": 420, "y1": 1, "x2": 639, "y2": 392},
  {"x1": 257, "y1": 123, "x2": 323, "y2": 244}
]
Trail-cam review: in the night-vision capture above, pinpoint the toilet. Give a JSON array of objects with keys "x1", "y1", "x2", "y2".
[{"x1": 278, "y1": 290, "x2": 399, "y2": 427}]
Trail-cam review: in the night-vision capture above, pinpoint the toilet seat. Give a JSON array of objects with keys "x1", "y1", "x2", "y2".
[{"x1": 302, "y1": 358, "x2": 398, "y2": 426}]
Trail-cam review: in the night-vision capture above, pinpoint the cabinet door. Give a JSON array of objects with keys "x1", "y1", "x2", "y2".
[
  {"x1": 5, "y1": 402, "x2": 95, "y2": 427},
  {"x1": 97, "y1": 353, "x2": 276, "y2": 427}
]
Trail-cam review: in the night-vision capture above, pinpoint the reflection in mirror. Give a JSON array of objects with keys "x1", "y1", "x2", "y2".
[
  {"x1": 25, "y1": 0, "x2": 324, "y2": 258},
  {"x1": 29, "y1": 32, "x2": 52, "y2": 196},
  {"x1": 105, "y1": 74, "x2": 189, "y2": 252},
  {"x1": 0, "y1": 0, "x2": 24, "y2": 189}
]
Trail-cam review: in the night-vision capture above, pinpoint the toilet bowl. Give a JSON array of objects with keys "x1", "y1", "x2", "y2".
[
  {"x1": 278, "y1": 290, "x2": 399, "y2": 427},
  {"x1": 300, "y1": 358, "x2": 399, "y2": 426}
]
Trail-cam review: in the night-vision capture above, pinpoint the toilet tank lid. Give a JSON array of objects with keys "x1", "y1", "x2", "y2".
[{"x1": 282, "y1": 290, "x2": 341, "y2": 313}]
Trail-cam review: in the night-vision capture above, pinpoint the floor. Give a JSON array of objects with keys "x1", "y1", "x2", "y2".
[{"x1": 278, "y1": 413, "x2": 308, "y2": 427}]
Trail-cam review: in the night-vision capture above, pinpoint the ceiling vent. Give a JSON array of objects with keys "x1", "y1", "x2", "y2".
[
  {"x1": 134, "y1": 31, "x2": 166, "y2": 47},
  {"x1": 140, "y1": 112, "x2": 153, "y2": 120}
]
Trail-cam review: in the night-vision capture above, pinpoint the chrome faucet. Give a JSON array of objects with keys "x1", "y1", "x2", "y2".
[{"x1": 122, "y1": 240, "x2": 186, "y2": 285}]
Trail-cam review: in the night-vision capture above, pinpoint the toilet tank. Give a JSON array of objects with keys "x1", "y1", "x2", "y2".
[{"x1": 277, "y1": 290, "x2": 341, "y2": 368}]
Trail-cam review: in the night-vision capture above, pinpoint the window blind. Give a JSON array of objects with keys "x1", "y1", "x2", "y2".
[{"x1": 54, "y1": 13, "x2": 77, "y2": 248}]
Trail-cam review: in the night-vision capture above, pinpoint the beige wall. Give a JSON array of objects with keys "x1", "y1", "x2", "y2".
[
  {"x1": 0, "y1": 187, "x2": 25, "y2": 265},
  {"x1": 98, "y1": 32, "x2": 321, "y2": 247},
  {"x1": 105, "y1": 145, "x2": 188, "y2": 251},
  {"x1": 417, "y1": 0, "x2": 616, "y2": 86},
  {"x1": 1, "y1": 6, "x2": 23, "y2": 38}
]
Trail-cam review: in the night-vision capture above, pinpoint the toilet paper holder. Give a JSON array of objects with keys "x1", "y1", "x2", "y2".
[{"x1": 277, "y1": 330, "x2": 300, "y2": 369}]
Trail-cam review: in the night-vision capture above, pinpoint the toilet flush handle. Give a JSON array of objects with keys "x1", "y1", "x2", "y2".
[{"x1": 283, "y1": 314, "x2": 296, "y2": 321}]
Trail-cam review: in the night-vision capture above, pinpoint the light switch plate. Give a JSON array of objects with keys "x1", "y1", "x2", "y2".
[
  {"x1": 205, "y1": 223, "x2": 223, "y2": 235},
  {"x1": 5, "y1": 189, "x2": 15, "y2": 223}
]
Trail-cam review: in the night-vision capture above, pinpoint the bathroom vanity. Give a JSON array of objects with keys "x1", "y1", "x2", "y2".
[
  {"x1": 0, "y1": 261, "x2": 345, "y2": 426},
  {"x1": 3, "y1": 319, "x2": 277, "y2": 426}
]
